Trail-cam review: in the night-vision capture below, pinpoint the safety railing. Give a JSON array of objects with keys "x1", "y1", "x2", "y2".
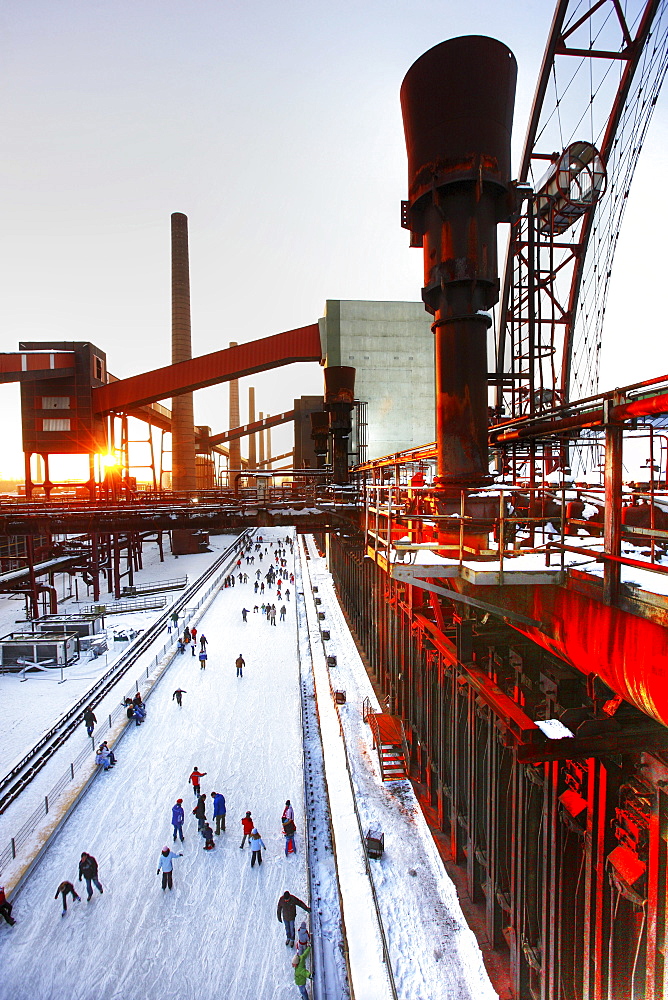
[{"x1": 363, "y1": 480, "x2": 668, "y2": 585}]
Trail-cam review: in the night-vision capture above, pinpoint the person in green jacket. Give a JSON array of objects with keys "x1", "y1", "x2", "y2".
[{"x1": 294, "y1": 944, "x2": 312, "y2": 998}]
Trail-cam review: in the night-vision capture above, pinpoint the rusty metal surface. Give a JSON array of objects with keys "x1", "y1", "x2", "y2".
[
  {"x1": 401, "y1": 36, "x2": 516, "y2": 487},
  {"x1": 92, "y1": 324, "x2": 322, "y2": 413}
]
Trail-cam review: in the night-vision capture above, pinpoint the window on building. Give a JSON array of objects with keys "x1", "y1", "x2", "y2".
[
  {"x1": 41, "y1": 397, "x2": 70, "y2": 410},
  {"x1": 42, "y1": 418, "x2": 71, "y2": 432}
]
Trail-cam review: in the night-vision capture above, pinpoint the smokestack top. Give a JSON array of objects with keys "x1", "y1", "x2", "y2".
[{"x1": 401, "y1": 35, "x2": 516, "y2": 207}]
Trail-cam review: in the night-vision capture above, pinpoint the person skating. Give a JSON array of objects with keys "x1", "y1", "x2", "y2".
[
  {"x1": 78, "y1": 852, "x2": 103, "y2": 901},
  {"x1": 83, "y1": 707, "x2": 97, "y2": 738},
  {"x1": 172, "y1": 799, "x2": 185, "y2": 842},
  {"x1": 199, "y1": 634, "x2": 207, "y2": 650},
  {"x1": 249, "y1": 828, "x2": 266, "y2": 867},
  {"x1": 294, "y1": 944, "x2": 312, "y2": 999},
  {"x1": 212, "y1": 791, "x2": 226, "y2": 835},
  {"x1": 193, "y1": 793, "x2": 207, "y2": 831},
  {"x1": 277, "y1": 890, "x2": 310, "y2": 947},
  {"x1": 283, "y1": 816, "x2": 297, "y2": 856},
  {"x1": 280, "y1": 605, "x2": 287, "y2": 621},
  {"x1": 199, "y1": 649, "x2": 208, "y2": 669},
  {"x1": 172, "y1": 688, "x2": 187, "y2": 707},
  {"x1": 240, "y1": 811, "x2": 254, "y2": 848},
  {"x1": 189, "y1": 767, "x2": 207, "y2": 797},
  {"x1": 236, "y1": 654, "x2": 245, "y2": 678},
  {"x1": 296, "y1": 920, "x2": 310, "y2": 955},
  {"x1": 241, "y1": 608, "x2": 249, "y2": 622},
  {"x1": 0, "y1": 886, "x2": 15, "y2": 926},
  {"x1": 201, "y1": 822, "x2": 215, "y2": 851},
  {"x1": 55, "y1": 881, "x2": 80, "y2": 915},
  {"x1": 283, "y1": 800, "x2": 294, "y2": 823},
  {"x1": 157, "y1": 847, "x2": 182, "y2": 890}
]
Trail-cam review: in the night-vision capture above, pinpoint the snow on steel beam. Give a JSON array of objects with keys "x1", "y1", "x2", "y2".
[
  {"x1": 207, "y1": 410, "x2": 295, "y2": 447},
  {"x1": 92, "y1": 325, "x2": 323, "y2": 413}
]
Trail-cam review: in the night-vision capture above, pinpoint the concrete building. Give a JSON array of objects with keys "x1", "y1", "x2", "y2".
[{"x1": 319, "y1": 300, "x2": 435, "y2": 462}]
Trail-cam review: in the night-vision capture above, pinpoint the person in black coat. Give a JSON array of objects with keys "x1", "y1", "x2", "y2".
[
  {"x1": 276, "y1": 890, "x2": 310, "y2": 947},
  {"x1": 78, "y1": 853, "x2": 103, "y2": 901},
  {"x1": 83, "y1": 708, "x2": 97, "y2": 737},
  {"x1": 193, "y1": 794, "x2": 207, "y2": 831}
]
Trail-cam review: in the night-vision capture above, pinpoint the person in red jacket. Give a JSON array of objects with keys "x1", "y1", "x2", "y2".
[
  {"x1": 240, "y1": 811, "x2": 254, "y2": 849},
  {"x1": 189, "y1": 767, "x2": 207, "y2": 797},
  {"x1": 0, "y1": 886, "x2": 15, "y2": 925}
]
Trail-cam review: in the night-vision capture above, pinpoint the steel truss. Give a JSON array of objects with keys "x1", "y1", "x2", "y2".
[{"x1": 497, "y1": 0, "x2": 668, "y2": 479}]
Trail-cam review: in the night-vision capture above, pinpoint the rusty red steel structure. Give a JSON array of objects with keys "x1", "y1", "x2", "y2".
[
  {"x1": 400, "y1": 35, "x2": 516, "y2": 488},
  {"x1": 206, "y1": 409, "x2": 295, "y2": 447},
  {"x1": 91, "y1": 324, "x2": 322, "y2": 413}
]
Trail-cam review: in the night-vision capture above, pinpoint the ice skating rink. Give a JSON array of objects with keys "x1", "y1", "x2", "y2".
[{"x1": 0, "y1": 536, "x2": 308, "y2": 1000}]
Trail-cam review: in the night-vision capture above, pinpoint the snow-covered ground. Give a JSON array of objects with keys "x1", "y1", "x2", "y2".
[
  {"x1": 0, "y1": 529, "x2": 309, "y2": 1000},
  {"x1": 0, "y1": 528, "x2": 499, "y2": 1000},
  {"x1": 0, "y1": 535, "x2": 238, "y2": 855}
]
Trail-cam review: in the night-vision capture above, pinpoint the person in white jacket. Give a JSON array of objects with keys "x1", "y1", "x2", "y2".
[
  {"x1": 157, "y1": 846, "x2": 183, "y2": 890},
  {"x1": 249, "y1": 829, "x2": 266, "y2": 867}
]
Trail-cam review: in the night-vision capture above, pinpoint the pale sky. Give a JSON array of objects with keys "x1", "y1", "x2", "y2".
[{"x1": 0, "y1": 1, "x2": 666, "y2": 478}]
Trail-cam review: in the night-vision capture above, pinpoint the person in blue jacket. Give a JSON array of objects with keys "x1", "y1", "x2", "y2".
[
  {"x1": 157, "y1": 846, "x2": 182, "y2": 890},
  {"x1": 249, "y1": 828, "x2": 266, "y2": 867},
  {"x1": 212, "y1": 791, "x2": 226, "y2": 835},
  {"x1": 171, "y1": 798, "x2": 185, "y2": 843}
]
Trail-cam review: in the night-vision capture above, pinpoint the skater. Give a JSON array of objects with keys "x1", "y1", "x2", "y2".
[
  {"x1": 294, "y1": 944, "x2": 312, "y2": 999},
  {"x1": 249, "y1": 828, "x2": 266, "y2": 866},
  {"x1": 193, "y1": 793, "x2": 207, "y2": 831},
  {"x1": 78, "y1": 852, "x2": 103, "y2": 901},
  {"x1": 241, "y1": 608, "x2": 249, "y2": 622},
  {"x1": 157, "y1": 846, "x2": 182, "y2": 890},
  {"x1": 199, "y1": 634, "x2": 207, "y2": 650},
  {"x1": 285, "y1": 588, "x2": 290, "y2": 601},
  {"x1": 183, "y1": 627, "x2": 191, "y2": 646},
  {"x1": 253, "y1": 606, "x2": 259, "y2": 613},
  {"x1": 0, "y1": 886, "x2": 15, "y2": 926},
  {"x1": 235, "y1": 653, "x2": 245, "y2": 678},
  {"x1": 212, "y1": 790, "x2": 226, "y2": 835},
  {"x1": 191, "y1": 627, "x2": 197, "y2": 643},
  {"x1": 296, "y1": 920, "x2": 311, "y2": 955},
  {"x1": 277, "y1": 890, "x2": 310, "y2": 947},
  {"x1": 172, "y1": 688, "x2": 187, "y2": 707},
  {"x1": 201, "y1": 822, "x2": 215, "y2": 850},
  {"x1": 172, "y1": 798, "x2": 185, "y2": 842},
  {"x1": 170, "y1": 610, "x2": 179, "y2": 629},
  {"x1": 254, "y1": 581, "x2": 259, "y2": 594},
  {"x1": 280, "y1": 605, "x2": 286, "y2": 621},
  {"x1": 55, "y1": 880, "x2": 80, "y2": 915},
  {"x1": 199, "y1": 649, "x2": 208, "y2": 669},
  {"x1": 283, "y1": 800, "x2": 294, "y2": 823},
  {"x1": 240, "y1": 811, "x2": 254, "y2": 848},
  {"x1": 83, "y1": 707, "x2": 97, "y2": 737},
  {"x1": 283, "y1": 816, "x2": 297, "y2": 856},
  {"x1": 189, "y1": 767, "x2": 207, "y2": 796}
]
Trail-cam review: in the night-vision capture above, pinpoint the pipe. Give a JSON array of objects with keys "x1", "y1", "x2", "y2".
[{"x1": 401, "y1": 35, "x2": 517, "y2": 489}]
